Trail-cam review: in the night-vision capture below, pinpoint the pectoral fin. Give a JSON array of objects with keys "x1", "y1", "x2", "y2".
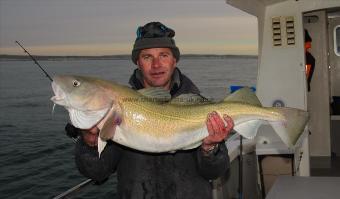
[
  {"x1": 99, "y1": 111, "x2": 121, "y2": 140},
  {"x1": 97, "y1": 110, "x2": 122, "y2": 157},
  {"x1": 97, "y1": 137, "x2": 107, "y2": 157}
]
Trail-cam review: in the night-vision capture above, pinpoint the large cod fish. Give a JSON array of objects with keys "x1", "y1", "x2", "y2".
[{"x1": 51, "y1": 75, "x2": 309, "y2": 155}]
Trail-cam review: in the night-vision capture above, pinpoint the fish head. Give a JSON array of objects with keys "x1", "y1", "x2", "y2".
[
  {"x1": 51, "y1": 75, "x2": 115, "y2": 129},
  {"x1": 51, "y1": 75, "x2": 113, "y2": 110}
]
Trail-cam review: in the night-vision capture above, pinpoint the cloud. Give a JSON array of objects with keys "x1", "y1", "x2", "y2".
[{"x1": 0, "y1": 0, "x2": 258, "y2": 55}]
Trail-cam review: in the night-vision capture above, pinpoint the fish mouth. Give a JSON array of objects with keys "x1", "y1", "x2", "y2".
[{"x1": 51, "y1": 81, "x2": 66, "y2": 104}]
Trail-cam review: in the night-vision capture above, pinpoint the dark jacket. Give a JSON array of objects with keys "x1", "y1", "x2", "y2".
[{"x1": 75, "y1": 68, "x2": 230, "y2": 199}]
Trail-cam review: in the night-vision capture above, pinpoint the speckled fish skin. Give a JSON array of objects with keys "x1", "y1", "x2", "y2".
[{"x1": 51, "y1": 75, "x2": 309, "y2": 153}]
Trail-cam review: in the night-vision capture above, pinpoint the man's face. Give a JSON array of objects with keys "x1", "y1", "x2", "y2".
[{"x1": 137, "y1": 48, "x2": 177, "y2": 90}]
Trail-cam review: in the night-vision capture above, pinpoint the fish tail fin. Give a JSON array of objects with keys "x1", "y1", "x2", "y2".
[{"x1": 269, "y1": 107, "x2": 309, "y2": 147}]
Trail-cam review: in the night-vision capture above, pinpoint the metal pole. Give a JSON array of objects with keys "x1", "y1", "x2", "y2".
[
  {"x1": 239, "y1": 135, "x2": 243, "y2": 199},
  {"x1": 53, "y1": 179, "x2": 93, "y2": 199}
]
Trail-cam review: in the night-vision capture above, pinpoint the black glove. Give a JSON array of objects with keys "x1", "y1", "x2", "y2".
[{"x1": 65, "y1": 123, "x2": 81, "y2": 139}]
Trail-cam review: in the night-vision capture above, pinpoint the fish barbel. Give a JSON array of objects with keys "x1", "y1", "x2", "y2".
[{"x1": 51, "y1": 75, "x2": 309, "y2": 155}]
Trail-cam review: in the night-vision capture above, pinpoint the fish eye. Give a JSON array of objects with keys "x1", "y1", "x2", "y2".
[{"x1": 72, "y1": 80, "x2": 81, "y2": 87}]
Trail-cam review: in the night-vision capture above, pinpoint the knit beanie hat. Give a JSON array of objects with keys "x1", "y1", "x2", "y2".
[{"x1": 131, "y1": 22, "x2": 180, "y2": 65}]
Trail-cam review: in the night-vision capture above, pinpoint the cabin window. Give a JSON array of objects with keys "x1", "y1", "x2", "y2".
[{"x1": 335, "y1": 25, "x2": 340, "y2": 56}]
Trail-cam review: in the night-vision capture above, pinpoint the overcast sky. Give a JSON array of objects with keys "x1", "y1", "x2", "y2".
[{"x1": 0, "y1": 0, "x2": 258, "y2": 56}]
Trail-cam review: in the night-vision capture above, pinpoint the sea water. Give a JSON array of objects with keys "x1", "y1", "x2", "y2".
[{"x1": 0, "y1": 56, "x2": 257, "y2": 198}]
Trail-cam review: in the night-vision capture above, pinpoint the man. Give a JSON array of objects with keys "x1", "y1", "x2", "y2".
[
  {"x1": 72, "y1": 22, "x2": 233, "y2": 199},
  {"x1": 304, "y1": 29, "x2": 315, "y2": 92}
]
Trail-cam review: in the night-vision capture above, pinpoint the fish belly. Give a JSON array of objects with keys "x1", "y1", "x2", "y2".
[{"x1": 112, "y1": 125, "x2": 209, "y2": 153}]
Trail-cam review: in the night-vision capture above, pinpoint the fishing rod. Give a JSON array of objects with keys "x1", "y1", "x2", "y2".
[
  {"x1": 15, "y1": 40, "x2": 53, "y2": 82},
  {"x1": 16, "y1": 41, "x2": 95, "y2": 197},
  {"x1": 16, "y1": 41, "x2": 78, "y2": 140},
  {"x1": 53, "y1": 179, "x2": 93, "y2": 199}
]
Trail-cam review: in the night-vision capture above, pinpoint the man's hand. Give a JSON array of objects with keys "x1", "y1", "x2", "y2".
[
  {"x1": 81, "y1": 126, "x2": 100, "y2": 147},
  {"x1": 202, "y1": 111, "x2": 234, "y2": 153}
]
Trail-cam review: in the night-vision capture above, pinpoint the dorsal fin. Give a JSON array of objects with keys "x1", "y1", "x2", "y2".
[
  {"x1": 138, "y1": 87, "x2": 171, "y2": 103},
  {"x1": 224, "y1": 87, "x2": 262, "y2": 106},
  {"x1": 170, "y1": 94, "x2": 211, "y2": 105}
]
